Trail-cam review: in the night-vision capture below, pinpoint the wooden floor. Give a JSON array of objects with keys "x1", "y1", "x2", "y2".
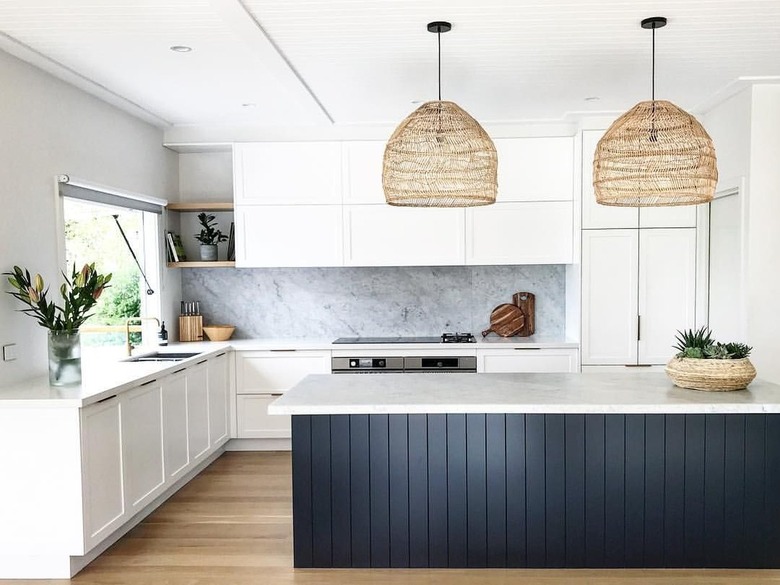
[{"x1": 19, "y1": 452, "x2": 780, "y2": 584}]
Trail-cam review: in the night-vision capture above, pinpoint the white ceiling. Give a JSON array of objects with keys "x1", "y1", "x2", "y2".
[{"x1": 0, "y1": 0, "x2": 779, "y2": 129}]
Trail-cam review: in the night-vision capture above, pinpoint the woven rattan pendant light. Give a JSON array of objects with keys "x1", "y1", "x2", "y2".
[
  {"x1": 593, "y1": 17, "x2": 718, "y2": 207},
  {"x1": 383, "y1": 21, "x2": 497, "y2": 207}
]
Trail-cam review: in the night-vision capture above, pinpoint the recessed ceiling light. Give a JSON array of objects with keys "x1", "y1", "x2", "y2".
[
  {"x1": 170, "y1": 45, "x2": 192, "y2": 53},
  {"x1": 584, "y1": 96, "x2": 600, "y2": 102}
]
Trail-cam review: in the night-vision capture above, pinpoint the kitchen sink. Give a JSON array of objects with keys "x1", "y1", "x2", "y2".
[{"x1": 125, "y1": 352, "x2": 201, "y2": 363}]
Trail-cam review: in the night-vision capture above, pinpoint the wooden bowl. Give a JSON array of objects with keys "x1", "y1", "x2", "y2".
[{"x1": 202, "y1": 325, "x2": 235, "y2": 342}]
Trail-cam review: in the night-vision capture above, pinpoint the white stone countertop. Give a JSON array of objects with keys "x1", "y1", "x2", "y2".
[
  {"x1": 0, "y1": 342, "x2": 231, "y2": 408},
  {"x1": 268, "y1": 372, "x2": 780, "y2": 415},
  {"x1": 230, "y1": 335, "x2": 578, "y2": 351}
]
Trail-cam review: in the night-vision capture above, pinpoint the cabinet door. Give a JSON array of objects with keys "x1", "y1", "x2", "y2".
[
  {"x1": 186, "y1": 362, "x2": 210, "y2": 463},
  {"x1": 236, "y1": 394, "x2": 291, "y2": 439},
  {"x1": 235, "y1": 350, "x2": 331, "y2": 394},
  {"x1": 233, "y1": 142, "x2": 342, "y2": 205},
  {"x1": 121, "y1": 382, "x2": 165, "y2": 513},
  {"x1": 344, "y1": 141, "x2": 386, "y2": 204},
  {"x1": 162, "y1": 370, "x2": 189, "y2": 481},
  {"x1": 344, "y1": 205, "x2": 465, "y2": 266},
  {"x1": 638, "y1": 228, "x2": 697, "y2": 364},
  {"x1": 477, "y1": 348, "x2": 579, "y2": 373},
  {"x1": 81, "y1": 397, "x2": 125, "y2": 550},
  {"x1": 208, "y1": 353, "x2": 230, "y2": 447},
  {"x1": 235, "y1": 205, "x2": 343, "y2": 267},
  {"x1": 581, "y1": 230, "x2": 639, "y2": 365},
  {"x1": 494, "y1": 137, "x2": 574, "y2": 201},
  {"x1": 466, "y1": 201, "x2": 573, "y2": 265},
  {"x1": 582, "y1": 130, "x2": 638, "y2": 229}
]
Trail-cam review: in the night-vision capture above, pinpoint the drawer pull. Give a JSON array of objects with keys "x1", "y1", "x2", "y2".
[
  {"x1": 140, "y1": 379, "x2": 158, "y2": 387},
  {"x1": 172, "y1": 367, "x2": 187, "y2": 374},
  {"x1": 96, "y1": 394, "x2": 117, "y2": 404},
  {"x1": 625, "y1": 364, "x2": 653, "y2": 368},
  {"x1": 196, "y1": 359, "x2": 208, "y2": 365},
  {"x1": 513, "y1": 347, "x2": 541, "y2": 351},
  {"x1": 269, "y1": 393, "x2": 284, "y2": 397},
  {"x1": 270, "y1": 349, "x2": 297, "y2": 352},
  {"x1": 215, "y1": 352, "x2": 227, "y2": 357}
]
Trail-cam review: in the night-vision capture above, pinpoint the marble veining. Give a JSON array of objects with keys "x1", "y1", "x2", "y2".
[{"x1": 182, "y1": 265, "x2": 565, "y2": 339}]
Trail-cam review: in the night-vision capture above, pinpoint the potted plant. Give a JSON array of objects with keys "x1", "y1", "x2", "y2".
[
  {"x1": 665, "y1": 326, "x2": 756, "y2": 391},
  {"x1": 195, "y1": 212, "x2": 228, "y2": 261},
  {"x1": 5, "y1": 263, "x2": 111, "y2": 386}
]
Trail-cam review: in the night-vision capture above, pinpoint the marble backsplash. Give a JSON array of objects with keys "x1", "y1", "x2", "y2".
[{"x1": 181, "y1": 265, "x2": 565, "y2": 339}]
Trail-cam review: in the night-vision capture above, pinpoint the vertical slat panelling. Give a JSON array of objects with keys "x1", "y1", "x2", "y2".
[
  {"x1": 349, "y1": 414, "x2": 371, "y2": 567},
  {"x1": 664, "y1": 414, "x2": 685, "y2": 567},
  {"x1": 565, "y1": 414, "x2": 586, "y2": 567},
  {"x1": 330, "y1": 414, "x2": 352, "y2": 567},
  {"x1": 506, "y1": 414, "x2": 527, "y2": 567},
  {"x1": 545, "y1": 414, "x2": 567, "y2": 567},
  {"x1": 486, "y1": 414, "x2": 507, "y2": 567},
  {"x1": 683, "y1": 414, "x2": 706, "y2": 566},
  {"x1": 723, "y1": 415, "x2": 746, "y2": 568},
  {"x1": 603, "y1": 415, "x2": 625, "y2": 567},
  {"x1": 466, "y1": 414, "x2": 488, "y2": 567},
  {"x1": 407, "y1": 414, "x2": 429, "y2": 568},
  {"x1": 584, "y1": 414, "x2": 606, "y2": 568},
  {"x1": 765, "y1": 415, "x2": 780, "y2": 567},
  {"x1": 427, "y1": 414, "x2": 448, "y2": 566},
  {"x1": 525, "y1": 414, "x2": 546, "y2": 567},
  {"x1": 447, "y1": 414, "x2": 468, "y2": 567},
  {"x1": 743, "y1": 415, "x2": 766, "y2": 568},
  {"x1": 369, "y1": 415, "x2": 390, "y2": 566},
  {"x1": 643, "y1": 415, "x2": 665, "y2": 567},
  {"x1": 310, "y1": 416, "x2": 332, "y2": 566},
  {"x1": 703, "y1": 414, "x2": 726, "y2": 566},
  {"x1": 388, "y1": 415, "x2": 409, "y2": 567},
  {"x1": 291, "y1": 415, "x2": 313, "y2": 568},
  {"x1": 624, "y1": 415, "x2": 645, "y2": 566}
]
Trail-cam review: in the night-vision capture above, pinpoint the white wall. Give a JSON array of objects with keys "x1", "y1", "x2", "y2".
[
  {"x1": 0, "y1": 49, "x2": 179, "y2": 385},
  {"x1": 703, "y1": 88, "x2": 752, "y2": 185},
  {"x1": 746, "y1": 85, "x2": 780, "y2": 384}
]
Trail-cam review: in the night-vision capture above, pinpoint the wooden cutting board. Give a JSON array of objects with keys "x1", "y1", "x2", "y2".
[
  {"x1": 512, "y1": 292, "x2": 535, "y2": 336},
  {"x1": 482, "y1": 303, "x2": 525, "y2": 337}
]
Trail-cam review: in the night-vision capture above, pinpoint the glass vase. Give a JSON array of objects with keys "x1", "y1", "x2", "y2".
[{"x1": 48, "y1": 330, "x2": 82, "y2": 386}]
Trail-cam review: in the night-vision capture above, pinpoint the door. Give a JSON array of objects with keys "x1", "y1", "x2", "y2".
[
  {"x1": 187, "y1": 362, "x2": 210, "y2": 463},
  {"x1": 639, "y1": 228, "x2": 697, "y2": 364},
  {"x1": 581, "y1": 229, "x2": 639, "y2": 365},
  {"x1": 162, "y1": 369, "x2": 190, "y2": 481},
  {"x1": 208, "y1": 353, "x2": 230, "y2": 447}
]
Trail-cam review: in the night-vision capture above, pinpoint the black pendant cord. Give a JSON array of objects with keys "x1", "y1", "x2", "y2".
[
  {"x1": 437, "y1": 28, "x2": 442, "y2": 101},
  {"x1": 651, "y1": 25, "x2": 656, "y2": 102},
  {"x1": 111, "y1": 215, "x2": 155, "y2": 295}
]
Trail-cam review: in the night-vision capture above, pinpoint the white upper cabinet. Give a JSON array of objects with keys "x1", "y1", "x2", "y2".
[
  {"x1": 344, "y1": 205, "x2": 465, "y2": 266},
  {"x1": 466, "y1": 201, "x2": 573, "y2": 265},
  {"x1": 344, "y1": 141, "x2": 386, "y2": 204},
  {"x1": 233, "y1": 142, "x2": 342, "y2": 205},
  {"x1": 235, "y1": 205, "x2": 344, "y2": 267},
  {"x1": 581, "y1": 130, "x2": 697, "y2": 229},
  {"x1": 494, "y1": 137, "x2": 574, "y2": 202}
]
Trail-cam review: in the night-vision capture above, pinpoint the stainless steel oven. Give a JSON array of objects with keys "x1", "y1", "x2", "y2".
[{"x1": 331, "y1": 355, "x2": 476, "y2": 373}]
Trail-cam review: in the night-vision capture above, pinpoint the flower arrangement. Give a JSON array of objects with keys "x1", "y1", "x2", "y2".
[{"x1": 5, "y1": 263, "x2": 112, "y2": 332}]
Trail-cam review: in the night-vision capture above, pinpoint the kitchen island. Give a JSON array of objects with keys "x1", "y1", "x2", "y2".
[{"x1": 269, "y1": 372, "x2": 780, "y2": 569}]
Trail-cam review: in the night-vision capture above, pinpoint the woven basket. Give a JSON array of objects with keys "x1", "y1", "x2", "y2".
[
  {"x1": 665, "y1": 357, "x2": 756, "y2": 392},
  {"x1": 593, "y1": 100, "x2": 718, "y2": 207},
  {"x1": 382, "y1": 100, "x2": 497, "y2": 207}
]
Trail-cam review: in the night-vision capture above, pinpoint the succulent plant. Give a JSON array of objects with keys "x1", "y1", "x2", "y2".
[
  {"x1": 673, "y1": 326, "x2": 714, "y2": 356},
  {"x1": 673, "y1": 327, "x2": 753, "y2": 360}
]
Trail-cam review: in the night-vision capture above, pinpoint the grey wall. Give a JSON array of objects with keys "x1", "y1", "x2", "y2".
[{"x1": 182, "y1": 265, "x2": 565, "y2": 339}]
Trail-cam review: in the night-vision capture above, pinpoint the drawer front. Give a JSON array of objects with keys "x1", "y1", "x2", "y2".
[
  {"x1": 477, "y1": 348, "x2": 579, "y2": 373},
  {"x1": 235, "y1": 351, "x2": 331, "y2": 394},
  {"x1": 236, "y1": 394, "x2": 291, "y2": 439}
]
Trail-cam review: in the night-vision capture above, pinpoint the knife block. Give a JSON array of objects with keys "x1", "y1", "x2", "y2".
[{"x1": 179, "y1": 315, "x2": 203, "y2": 342}]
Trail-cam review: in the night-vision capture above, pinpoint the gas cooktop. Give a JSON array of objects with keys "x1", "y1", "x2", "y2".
[{"x1": 332, "y1": 333, "x2": 476, "y2": 344}]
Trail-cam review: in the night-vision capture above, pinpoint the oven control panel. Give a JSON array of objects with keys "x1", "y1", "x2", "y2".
[{"x1": 332, "y1": 356, "x2": 404, "y2": 372}]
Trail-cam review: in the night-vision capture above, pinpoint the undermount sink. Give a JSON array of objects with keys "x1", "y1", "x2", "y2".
[{"x1": 125, "y1": 352, "x2": 201, "y2": 363}]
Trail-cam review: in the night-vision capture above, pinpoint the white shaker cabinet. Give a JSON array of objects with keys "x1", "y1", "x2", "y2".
[
  {"x1": 581, "y1": 228, "x2": 697, "y2": 366},
  {"x1": 344, "y1": 141, "x2": 386, "y2": 204},
  {"x1": 477, "y1": 347, "x2": 579, "y2": 373},
  {"x1": 186, "y1": 361, "x2": 211, "y2": 463},
  {"x1": 233, "y1": 142, "x2": 342, "y2": 205},
  {"x1": 466, "y1": 201, "x2": 573, "y2": 265},
  {"x1": 581, "y1": 130, "x2": 696, "y2": 229},
  {"x1": 208, "y1": 352, "x2": 230, "y2": 447},
  {"x1": 235, "y1": 350, "x2": 331, "y2": 439},
  {"x1": 161, "y1": 369, "x2": 190, "y2": 482},
  {"x1": 121, "y1": 381, "x2": 165, "y2": 514},
  {"x1": 344, "y1": 205, "x2": 465, "y2": 266},
  {"x1": 494, "y1": 137, "x2": 574, "y2": 202},
  {"x1": 81, "y1": 396, "x2": 125, "y2": 551},
  {"x1": 235, "y1": 205, "x2": 343, "y2": 267}
]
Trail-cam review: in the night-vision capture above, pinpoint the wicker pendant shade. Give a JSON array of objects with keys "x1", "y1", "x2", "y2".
[
  {"x1": 593, "y1": 16, "x2": 718, "y2": 207},
  {"x1": 383, "y1": 21, "x2": 497, "y2": 207},
  {"x1": 383, "y1": 100, "x2": 498, "y2": 207},
  {"x1": 594, "y1": 100, "x2": 718, "y2": 206}
]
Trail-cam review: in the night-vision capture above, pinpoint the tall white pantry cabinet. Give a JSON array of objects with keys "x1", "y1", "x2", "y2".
[{"x1": 580, "y1": 130, "x2": 699, "y2": 367}]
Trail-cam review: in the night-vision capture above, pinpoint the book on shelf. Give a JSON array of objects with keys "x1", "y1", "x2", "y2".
[
  {"x1": 166, "y1": 232, "x2": 187, "y2": 262},
  {"x1": 227, "y1": 221, "x2": 235, "y2": 261}
]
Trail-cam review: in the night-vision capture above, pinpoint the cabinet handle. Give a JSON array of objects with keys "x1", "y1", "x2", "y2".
[
  {"x1": 513, "y1": 347, "x2": 541, "y2": 351},
  {"x1": 96, "y1": 394, "x2": 117, "y2": 404},
  {"x1": 172, "y1": 367, "x2": 187, "y2": 374},
  {"x1": 216, "y1": 352, "x2": 227, "y2": 357},
  {"x1": 637, "y1": 315, "x2": 641, "y2": 341},
  {"x1": 140, "y1": 379, "x2": 158, "y2": 386},
  {"x1": 625, "y1": 364, "x2": 652, "y2": 368},
  {"x1": 270, "y1": 349, "x2": 296, "y2": 352},
  {"x1": 269, "y1": 393, "x2": 284, "y2": 397},
  {"x1": 196, "y1": 359, "x2": 208, "y2": 365}
]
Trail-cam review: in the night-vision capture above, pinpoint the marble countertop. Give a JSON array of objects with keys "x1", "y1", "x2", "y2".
[
  {"x1": 230, "y1": 335, "x2": 578, "y2": 351},
  {"x1": 268, "y1": 372, "x2": 780, "y2": 415}
]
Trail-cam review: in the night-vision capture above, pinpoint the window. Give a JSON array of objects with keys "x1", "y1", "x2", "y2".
[{"x1": 59, "y1": 178, "x2": 164, "y2": 357}]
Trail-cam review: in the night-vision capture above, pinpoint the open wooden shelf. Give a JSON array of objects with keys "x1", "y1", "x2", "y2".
[
  {"x1": 167, "y1": 261, "x2": 236, "y2": 268},
  {"x1": 167, "y1": 202, "x2": 233, "y2": 212}
]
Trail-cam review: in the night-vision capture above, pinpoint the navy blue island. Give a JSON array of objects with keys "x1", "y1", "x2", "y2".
[{"x1": 269, "y1": 372, "x2": 780, "y2": 569}]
